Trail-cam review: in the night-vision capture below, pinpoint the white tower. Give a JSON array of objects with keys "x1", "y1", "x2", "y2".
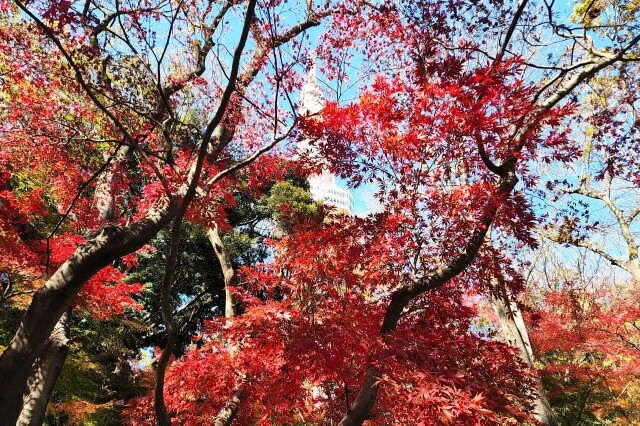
[{"x1": 298, "y1": 64, "x2": 354, "y2": 216}]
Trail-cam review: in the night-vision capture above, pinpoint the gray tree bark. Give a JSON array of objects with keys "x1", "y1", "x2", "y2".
[
  {"x1": 207, "y1": 226, "x2": 238, "y2": 318},
  {"x1": 488, "y1": 278, "x2": 557, "y2": 426},
  {"x1": 621, "y1": 258, "x2": 640, "y2": 281},
  {"x1": 16, "y1": 309, "x2": 71, "y2": 426},
  {"x1": 94, "y1": 146, "x2": 131, "y2": 222}
]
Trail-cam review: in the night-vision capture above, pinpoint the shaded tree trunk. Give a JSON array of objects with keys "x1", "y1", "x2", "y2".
[
  {"x1": 0, "y1": 201, "x2": 176, "y2": 424},
  {"x1": 11, "y1": 145, "x2": 132, "y2": 425},
  {"x1": 338, "y1": 367, "x2": 380, "y2": 426},
  {"x1": 488, "y1": 277, "x2": 557, "y2": 426},
  {"x1": 207, "y1": 226, "x2": 238, "y2": 318},
  {"x1": 204, "y1": 229, "x2": 246, "y2": 424},
  {"x1": 205, "y1": 228, "x2": 245, "y2": 423},
  {"x1": 16, "y1": 309, "x2": 71, "y2": 426}
]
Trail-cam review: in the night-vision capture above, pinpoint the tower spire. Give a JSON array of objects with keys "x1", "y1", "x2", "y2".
[
  {"x1": 299, "y1": 58, "x2": 323, "y2": 116},
  {"x1": 296, "y1": 60, "x2": 354, "y2": 216}
]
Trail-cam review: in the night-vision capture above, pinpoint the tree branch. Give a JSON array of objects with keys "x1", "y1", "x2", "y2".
[
  {"x1": 15, "y1": 0, "x2": 171, "y2": 192},
  {"x1": 154, "y1": 1, "x2": 257, "y2": 424},
  {"x1": 496, "y1": 0, "x2": 529, "y2": 62},
  {"x1": 543, "y1": 231, "x2": 623, "y2": 267}
]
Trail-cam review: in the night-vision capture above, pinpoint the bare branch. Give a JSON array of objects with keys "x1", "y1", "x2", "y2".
[
  {"x1": 205, "y1": 124, "x2": 296, "y2": 189},
  {"x1": 543, "y1": 231, "x2": 623, "y2": 267},
  {"x1": 477, "y1": 138, "x2": 506, "y2": 176},
  {"x1": 540, "y1": 33, "x2": 640, "y2": 110},
  {"x1": 560, "y1": 182, "x2": 639, "y2": 261}
]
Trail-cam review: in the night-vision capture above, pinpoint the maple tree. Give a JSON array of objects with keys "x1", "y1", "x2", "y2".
[
  {"x1": 527, "y1": 277, "x2": 640, "y2": 424},
  {"x1": 125, "y1": 2, "x2": 640, "y2": 425},
  {"x1": 1, "y1": 0, "x2": 640, "y2": 425},
  {"x1": 516, "y1": 3, "x2": 640, "y2": 420},
  {"x1": 0, "y1": 0, "x2": 349, "y2": 422}
]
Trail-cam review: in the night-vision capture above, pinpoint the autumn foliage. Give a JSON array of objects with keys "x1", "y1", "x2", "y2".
[
  {"x1": 126, "y1": 219, "x2": 537, "y2": 424},
  {"x1": 529, "y1": 283, "x2": 640, "y2": 423},
  {"x1": 0, "y1": 20, "x2": 143, "y2": 317},
  {"x1": 123, "y1": 52, "x2": 572, "y2": 422},
  {"x1": 1, "y1": 0, "x2": 640, "y2": 424}
]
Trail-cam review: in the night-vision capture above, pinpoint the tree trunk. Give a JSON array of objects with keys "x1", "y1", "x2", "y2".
[
  {"x1": 16, "y1": 309, "x2": 71, "y2": 426},
  {"x1": 337, "y1": 367, "x2": 380, "y2": 426},
  {"x1": 0, "y1": 200, "x2": 176, "y2": 424},
  {"x1": 94, "y1": 146, "x2": 131, "y2": 223},
  {"x1": 623, "y1": 258, "x2": 640, "y2": 281},
  {"x1": 207, "y1": 226, "x2": 237, "y2": 318},
  {"x1": 488, "y1": 277, "x2": 557, "y2": 426},
  {"x1": 212, "y1": 390, "x2": 245, "y2": 426},
  {"x1": 10, "y1": 146, "x2": 132, "y2": 424}
]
